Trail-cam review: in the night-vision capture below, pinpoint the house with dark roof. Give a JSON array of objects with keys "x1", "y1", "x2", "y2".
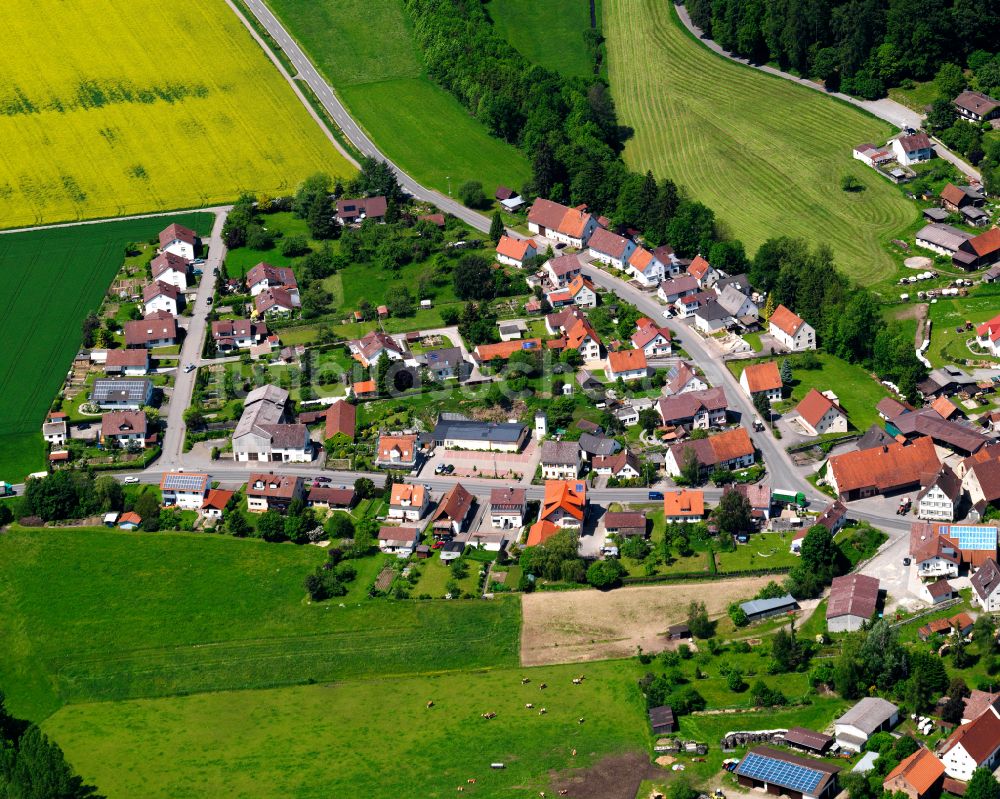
[
  {"x1": 648, "y1": 705, "x2": 677, "y2": 735},
  {"x1": 941, "y1": 183, "x2": 986, "y2": 213},
  {"x1": 916, "y1": 466, "x2": 963, "y2": 522},
  {"x1": 432, "y1": 414, "x2": 527, "y2": 453},
  {"x1": 91, "y1": 378, "x2": 153, "y2": 410},
  {"x1": 587, "y1": 227, "x2": 636, "y2": 269},
  {"x1": 962, "y1": 446, "x2": 1000, "y2": 515},
  {"x1": 603, "y1": 511, "x2": 647, "y2": 538},
  {"x1": 664, "y1": 427, "x2": 755, "y2": 477},
  {"x1": 255, "y1": 286, "x2": 300, "y2": 316},
  {"x1": 212, "y1": 319, "x2": 268, "y2": 352},
  {"x1": 143, "y1": 280, "x2": 182, "y2": 316},
  {"x1": 540, "y1": 440, "x2": 581, "y2": 479},
  {"x1": 579, "y1": 432, "x2": 620, "y2": 459},
  {"x1": 657, "y1": 274, "x2": 699, "y2": 304},
  {"x1": 233, "y1": 385, "x2": 311, "y2": 463},
  {"x1": 827, "y1": 573, "x2": 880, "y2": 632},
  {"x1": 816, "y1": 501, "x2": 849, "y2": 535},
  {"x1": 954, "y1": 228, "x2": 1000, "y2": 270},
  {"x1": 972, "y1": 557, "x2": 1000, "y2": 612},
  {"x1": 784, "y1": 728, "x2": 834, "y2": 755},
  {"x1": 336, "y1": 196, "x2": 387, "y2": 224},
  {"x1": 348, "y1": 330, "x2": 405, "y2": 368},
  {"x1": 953, "y1": 90, "x2": 1000, "y2": 123},
  {"x1": 431, "y1": 483, "x2": 475, "y2": 537},
  {"x1": 490, "y1": 487, "x2": 526, "y2": 529},
  {"x1": 377, "y1": 526, "x2": 420, "y2": 557},
  {"x1": 665, "y1": 362, "x2": 708, "y2": 396},
  {"x1": 150, "y1": 251, "x2": 191, "y2": 291},
  {"x1": 925, "y1": 578, "x2": 956, "y2": 604},
  {"x1": 246, "y1": 473, "x2": 304, "y2": 513},
  {"x1": 892, "y1": 132, "x2": 933, "y2": 166},
  {"x1": 740, "y1": 594, "x2": 798, "y2": 623},
  {"x1": 657, "y1": 387, "x2": 728, "y2": 429},
  {"x1": 100, "y1": 410, "x2": 148, "y2": 449},
  {"x1": 888, "y1": 407, "x2": 989, "y2": 457},
  {"x1": 306, "y1": 486, "x2": 356, "y2": 510},
  {"x1": 632, "y1": 317, "x2": 672, "y2": 358},
  {"x1": 104, "y1": 348, "x2": 150, "y2": 376}
]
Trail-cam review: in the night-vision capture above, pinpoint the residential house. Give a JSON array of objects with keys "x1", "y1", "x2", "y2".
[
  {"x1": 963, "y1": 690, "x2": 1000, "y2": 725},
  {"x1": 336, "y1": 196, "x2": 387, "y2": 224},
  {"x1": 795, "y1": 389, "x2": 848, "y2": 436},
  {"x1": 940, "y1": 710, "x2": 1000, "y2": 781},
  {"x1": 159, "y1": 222, "x2": 198, "y2": 260},
  {"x1": 853, "y1": 143, "x2": 895, "y2": 167},
  {"x1": 954, "y1": 90, "x2": 1000, "y2": 123},
  {"x1": 605, "y1": 349, "x2": 648, "y2": 382},
  {"x1": 142, "y1": 281, "x2": 182, "y2": 316},
  {"x1": 324, "y1": 400, "x2": 357, "y2": 441},
  {"x1": 892, "y1": 133, "x2": 934, "y2": 166},
  {"x1": 740, "y1": 594, "x2": 799, "y2": 623},
  {"x1": 421, "y1": 346, "x2": 469, "y2": 381},
  {"x1": 212, "y1": 319, "x2": 268, "y2": 352},
  {"x1": 916, "y1": 223, "x2": 973, "y2": 256},
  {"x1": 527, "y1": 198, "x2": 599, "y2": 248},
  {"x1": 233, "y1": 385, "x2": 311, "y2": 463},
  {"x1": 687, "y1": 255, "x2": 718, "y2": 288},
  {"x1": 962, "y1": 447, "x2": 1000, "y2": 515},
  {"x1": 104, "y1": 349, "x2": 150, "y2": 376},
  {"x1": 626, "y1": 247, "x2": 666, "y2": 286},
  {"x1": 926, "y1": 579, "x2": 957, "y2": 604},
  {"x1": 495, "y1": 235, "x2": 537, "y2": 268},
  {"x1": 374, "y1": 433, "x2": 419, "y2": 469},
  {"x1": 716, "y1": 283, "x2": 758, "y2": 323},
  {"x1": 631, "y1": 318, "x2": 672, "y2": 358},
  {"x1": 349, "y1": 330, "x2": 405, "y2": 368},
  {"x1": 827, "y1": 573, "x2": 880, "y2": 632},
  {"x1": 526, "y1": 480, "x2": 587, "y2": 545},
  {"x1": 91, "y1": 378, "x2": 153, "y2": 410},
  {"x1": 768, "y1": 305, "x2": 816, "y2": 351},
  {"x1": 835, "y1": 698, "x2": 899, "y2": 752},
  {"x1": 675, "y1": 290, "x2": 717, "y2": 318},
  {"x1": 100, "y1": 410, "x2": 147, "y2": 449},
  {"x1": 740, "y1": 361, "x2": 783, "y2": 403},
  {"x1": 545, "y1": 253, "x2": 584, "y2": 287},
  {"x1": 657, "y1": 274, "x2": 699, "y2": 304},
  {"x1": 305, "y1": 487, "x2": 356, "y2": 510},
  {"x1": 377, "y1": 526, "x2": 420, "y2": 557},
  {"x1": 41, "y1": 412, "x2": 67, "y2": 447},
  {"x1": 545, "y1": 306, "x2": 585, "y2": 336},
  {"x1": 955, "y1": 228, "x2": 1000, "y2": 269},
  {"x1": 816, "y1": 501, "x2": 849, "y2": 535},
  {"x1": 564, "y1": 275, "x2": 598, "y2": 308},
  {"x1": 663, "y1": 427, "x2": 755, "y2": 478},
  {"x1": 665, "y1": 362, "x2": 707, "y2": 396},
  {"x1": 432, "y1": 413, "x2": 527, "y2": 452},
  {"x1": 389, "y1": 484, "x2": 429, "y2": 522},
  {"x1": 431, "y1": 483, "x2": 475, "y2": 537},
  {"x1": 603, "y1": 510, "x2": 647, "y2": 537},
  {"x1": 587, "y1": 227, "x2": 636, "y2": 269},
  {"x1": 540, "y1": 440, "x2": 581, "y2": 479},
  {"x1": 663, "y1": 489, "x2": 705, "y2": 523},
  {"x1": 578, "y1": 432, "x2": 620, "y2": 461},
  {"x1": 972, "y1": 558, "x2": 1000, "y2": 612},
  {"x1": 159, "y1": 472, "x2": 209, "y2": 509},
  {"x1": 692, "y1": 299, "x2": 733, "y2": 334},
  {"x1": 563, "y1": 316, "x2": 602, "y2": 361},
  {"x1": 941, "y1": 183, "x2": 986, "y2": 214},
  {"x1": 729, "y1": 482, "x2": 771, "y2": 525},
  {"x1": 150, "y1": 251, "x2": 190, "y2": 291},
  {"x1": 201, "y1": 489, "x2": 235, "y2": 519},
  {"x1": 657, "y1": 387, "x2": 728, "y2": 429},
  {"x1": 473, "y1": 338, "x2": 543, "y2": 364},
  {"x1": 592, "y1": 449, "x2": 641, "y2": 480},
  {"x1": 927, "y1": 521, "x2": 998, "y2": 567},
  {"x1": 736, "y1": 747, "x2": 840, "y2": 799},
  {"x1": 916, "y1": 466, "x2": 963, "y2": 522},
  {"x1": 254, "y1": 287, "x2": 300, "y2": 316},
  {"x1": 490, "y1": 487, "x2": 526, "y2": 529},
  {"x1": 245, "y1": 473, "x2": 304, "y2": 513},
  {"x1": 882, "y1": 747, "x2": 945, "y2": 799},
  {"x1": 124, "y1": 311, "x2": 177, "y2": 348},
  {"x1": 824, "y1": 437, "x2": 939, "y2": 501}
]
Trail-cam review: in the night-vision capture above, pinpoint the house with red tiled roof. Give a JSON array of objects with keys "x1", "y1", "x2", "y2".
[
  {"x1": 664, "y1": 427, "x2": 754, "y2": 478},
  {"x1": 883, "y1": 746, "x2": 945, "y2": 799},
  {"x1": 201, "y1": 489, "x2": 235, "y2": 519},
  {"x1": 348, "y1": 330, "x2": 405, "y2": 368},
  {"x1": 592, "y1": 449, "x2": 641, "y2": 480},
  {"x1": 336, "y1": 196, "x2": 387, "y2": 224},
  {"x1": 374, "y1": 433, "x2": 419, "y2": 469},
  {"x1": 527, "y1": 480, "x2": 588, "y2": 546},
  {"x1": 740, "y1": 361, "x2": 783, "y2": 403},
  {"x1": 663, "y1": 489, "x2": 705, "y2": 523},
  {"x1": 657, "y1": 387, "x2": 728, "y2": 430},
  {"x1": 254, "y1": 286, "x2": 299, "y2": 316},
  {"x1": 795, "y1": 389, "x2": 848, "y2": 436},
  {"x1": 686, "y1": 255, "x2": 717, "y2": 288},
  {"x1": 963, "y1": 690, "x2": 1000, "y2": 725},
  {"x1": 324, "y1": 400, "x2": 356, "y2": 441},
  {"x1": 431, "y1": 483, "x2": 475, "y2": 537},
  {"x1": 892, "y1": 132, "x2": 933, "y2": 166},
  {"x1": 124, "y1": 311, "x2": 177, "y2": 349},
  {"x1": 768, "y1": 305, "x2": 816, "y2": 351},
  {"x1": 104, "y1": 348, "x2": 150, "y2": 376},
  {"x1": 825, "y1": 437, "x2": 939, "y2": 501},
  {"x1": 143, "y1": 280, "x2": 182, "y2": 316},
  {"x1": 212, "y1": 319, "x2": 268, "y2": 352},
  {"x1": 941, "y1": 706, "x2": 1000, "y2": 780},
  {"x1": 665, "y1": 362, "x2": 708, "y2": 396},
  {"x1": 389, "y1": 483, "x2": 429, "y2": 522},
  {"x1": 100, "y1": 410, "x2": 147, "y2": 449},
  {"x1": 625, "y1": 247, "x2": 666, "y2": 286},
  {"x1": 247, "y1": 263, "x2": 299, "y2": 297},
  {"x1": 605, "y1": 349, "x2": 648, "y2": 381},
  {"x1": 587, "y1": 227, "x2": 636, "y2": 269},
  {"x1": 975, "y1": 313, "x2": 1000, "y2": 357},
  {"x1": 527, "y1": 198, "x2": 599, "y2": 248},
  {"x1": 150, "y1": 251, "x2": 191, "y2": 291},
  {"x1": 631, "y1": 318, "x2": 672, "y2": 358},
  {"x1": 495, "y1": 235, "x2": 537, "y2": 268},
  {"x1": 563, "y1": 317, "x2": 601, "y2": 361},
  {"x1": 545, "y1": 253, "x2": 585, "y2": 287},
  {"x1": 474, "y1": 338, "x2": 543, "y2": 363},
  {"x1": 159, "y1": 222, "x2": 198, "y2": 260}
]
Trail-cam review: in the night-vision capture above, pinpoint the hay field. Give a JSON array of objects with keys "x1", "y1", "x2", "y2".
[
  {"x1": 605, "y1": 0, "x2": 917, "y2": 284},
  {"x1": 0, "y1": 0, "x2": 354, "y2": 227}
]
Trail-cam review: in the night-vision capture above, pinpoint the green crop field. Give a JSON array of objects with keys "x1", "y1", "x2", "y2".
[
  {"x1": 0, "y1": 213, "x2": 212, "y2": 482},
  {"x1": 0, "y1": 0, "x2": 354, "y2": 227},
  {"x1": 605, "y1": 0, "x2": 918, "y2": 284},
  {"x1": 0, "y1": 527, "x2": 520, "y2": 720},
  {"x1": 489, "y1": 0, "x2": 599, "y2": 78},
  {"x1": 265, "y1": 0, "x2": 531, "y2": 195},
  {"x1": 44, "y1": 660, "x2": 649, "y2": 799}
]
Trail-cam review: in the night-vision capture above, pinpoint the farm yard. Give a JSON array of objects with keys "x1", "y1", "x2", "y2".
[
  {"x1": 0, "y1": 0, "x2": 354, "y2": 228},
  {"x1": 0, "y1": 212, "x2": 212, "y2": 482},
  {"x1": 265, "y1": 0, "x2": 532, "y2": 195},
  {"x1": 604, "y1": 0, "x2": 917, "y2": 285}
]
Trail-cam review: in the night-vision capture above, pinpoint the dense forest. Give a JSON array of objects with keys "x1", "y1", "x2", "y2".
[{"x1": 683, "y1": 0, "x2": 1000, "y2": 99}]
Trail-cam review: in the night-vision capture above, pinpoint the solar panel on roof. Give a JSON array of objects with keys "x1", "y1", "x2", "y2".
[
  {"x1": 737, "y1": 753, "x2": 824, "y2": 794},
  {"x1": 162, "y1": 473, "x2": 207, "y2": 491},
  {"x1": 946, "y1": 525, "x2": 998, "y2": 550}
]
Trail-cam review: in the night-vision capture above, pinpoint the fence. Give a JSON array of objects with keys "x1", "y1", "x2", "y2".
[{"x1": 622, "y1": 565, "x2": 792, "y2": 585}]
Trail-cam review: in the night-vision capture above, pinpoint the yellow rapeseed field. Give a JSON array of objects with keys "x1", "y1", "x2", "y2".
[{"x1": 0, "y1": 0, "x2": 355, "y2": 227}]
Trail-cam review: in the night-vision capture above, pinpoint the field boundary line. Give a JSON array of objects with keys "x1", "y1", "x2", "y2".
[{"x1": 0, "y1": 205, "x2": 229, "y2": 237}]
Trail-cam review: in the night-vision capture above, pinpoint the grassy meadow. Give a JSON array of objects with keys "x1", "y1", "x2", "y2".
[
  {"x1": 0, "y1": 0, "x2": 353, "y2": 227},
  {"x1": 0, "y1": 527, "x2": 521, "y2": 720},
  {"x1": 605, "y1": 0, "x2": 918, "y2": 284},
  {"x1": 265, "y1": 0, "x2": 531, "y2": 195},
  {"x1": 489, "y1": 0, "x2": 599, "y2": 78},
  {"x1": 0, "y1": 213, "x2": 212, "y2": 481}
]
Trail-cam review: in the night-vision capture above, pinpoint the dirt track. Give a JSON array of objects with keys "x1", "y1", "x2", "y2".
[{"x1": 521, "y1": 577, "x2": 774, "y2": 666}]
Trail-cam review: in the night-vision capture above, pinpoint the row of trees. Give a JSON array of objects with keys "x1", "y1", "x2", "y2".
[{"x1": 686, "y1": 0, "x2": 998, "y2": 99}]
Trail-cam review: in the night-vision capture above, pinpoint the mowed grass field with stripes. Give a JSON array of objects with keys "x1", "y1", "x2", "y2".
[
  {"x1": 0, "y1": 213, "x2": 212, "y2": 481},
  {"x1": 0, "y1": 0, "x2": 353, "y2": 228},
  {"x1": 605, "y1": 0, "x2": 917, "y2": 284}
]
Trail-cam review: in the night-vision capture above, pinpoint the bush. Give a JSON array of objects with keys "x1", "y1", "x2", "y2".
[
  {"x1": 840, "y1": 174, "x2": 865, "y2": 192},
  {"x1": 587, "y1": 558, "x2": 626, "y2": 589},
  {"x1": 280, "y1": 234, "x2": 310, "y2": 257},
  {"x1": 457, "y1": 180, "x2": 488, "y2": 209}
]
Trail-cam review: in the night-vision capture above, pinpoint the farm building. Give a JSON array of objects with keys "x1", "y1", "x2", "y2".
[
  {"x1": 835, "y1": 697, "x2": 899, "y2": 752},
  {"x1": 739, "y1": 594, "x2": 798, "y2": 623},
  {"x1": 736, "y1": 747, "x2": 840, "y2": 799},
  {"x1": 648, "y1": 705, "x2": 677, "y2": 735},
  {"x1": 827, "y1": 574, "x2": 880, "y2": 632},
  {"x1": 823, "y1": 437, "x2": 939, "y2": 501},
  {"x1": 783, "y1": 727, "x2": 834, "y2": 755},
  {"x1": 527, "y1": 198, "x2": 599, "y2": 248}
]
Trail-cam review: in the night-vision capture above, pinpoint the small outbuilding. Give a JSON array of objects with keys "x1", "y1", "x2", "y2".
[
  {"x1": 739, "y1": 593, "x2": 799, "y2": 623},
  {"x1": 783, "y1": 727, "x2": 834, "y2": 755},
  {"x1": 648, "y1": 705, "x2": 677, "y2": 735}
]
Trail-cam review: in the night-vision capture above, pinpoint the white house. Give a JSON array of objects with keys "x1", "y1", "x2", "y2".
[
  {"x1": 740, "y1": 361, "x2": 782, "y2": 403},
  {"x1": 143, "y1": 281, "x2": 182, "y2": 316},
  {"x1": 910, "y1": 524, "x2": 961, "y2": 579},
  {"x1": 246, "y1": 473, "x2": 304, "y2": 513},
  {"x1": 892, "y1": 132, "x2": 934, "y2": 166},
  {"x1": 916, "y1": 467, "x2": 962, "y2": 522},
  {"x1": 540, "y1": 440, "x2": 581, "y2": 479},
  {"x1": 232, "y1": 385, "x2": 312, "y2": 463},
  {"x1": 549, "y1": 275, "x2": 598, "y2": 309},
  {"x1": 625, "y1": 247, "x2": 666, "y2": 286},
  {"x1": 587, "y1": 227, "x2": 636, "y2": 270},
  {"x1": 975, "y1": 314, "x2": 1000, "y2": 357},
  {"x1": 674, "y1": 290, "x2": 717, "y2": 319},
  {"x1": 692, "y1": 301, "x2": 733, "y2": 334},
  {"x1": 657, "y1": 274, "x2": 699, "y2": 304},
  {"x1": 605, "y1": 349, "x2": 649, "y2": 382},
  {"x1": 212, "y1": 320, "x2": 269, "y2": 352},
  {"x1": 665, "y1": 362, "x2": 707, "y2": 396},
  {"x1": 632, "y1": 319, "x2": 672, "y2": 358},
  {"x1": 972, "y1": 558, "x2": 1000, "y2": 612},
  {"x1": 100, "y1": 410, "x2": 147, "y2": 449},
  {"x1": 768, "y1": 305, "x2": 815, "y2": 351},
  {"x1": 527, "y1": 198, "x2": 599, "y2": 248},
  {"x1": 564, "y1": 317, "x2": 602, "y2": 361},
  {"x1": 545, "y1": 253, "x2": 584, "y2": 287},
  {"x1": 795, "y1": 389, "x2": 848, "y2": 436},
  {"x1": 496, "y1": 235, "x2": 537, "y2": 268},
  {"x1": 940, "y1": 711, "x2": 1000, "y2": 781},
  {"x1": 687, "y1": 255, "x2": 718, "y2": 288},
  {"x1": 160, "y1": 472, "x2": 210, "y2": 510},
  {"x1": 41, "y1": 412, "x2": 67, "y2": 447},
  {"x1": 150, "y1": 251, "x2": 190, "y2": 291},
  {"x1": 853, "y1": 143, "x2": 895, "y2": 168},
  {"x1": 159, "y1": 222, "x2": 197, "y2": 260},
  {"x1": 104, "y1": 348, "x2": 150, "y2": 376},
  {"x1": 377, "y1": 526, "x2": 420, "y2": 558},
  {"x1": 254, "y1": 287, "x2": 299, "y2": 317},
  {"x1": 246, "y1": 263, "x2": 299, "y2": 299},
  {"x1": 349, "y1": 330, "x2": 405, "y2": 368},
  {"x1": 715, "y1": 284, "x2": 757, "y2": 321},
  {"x1": 834, "y1": 698, "x2": 899, "y2": 752},
  {"x1": 389, "y1": 483, "x2": 429, "y2": 522},
  {"x1": 490, "y1": 487, "x2": 526, "y2": 529}
]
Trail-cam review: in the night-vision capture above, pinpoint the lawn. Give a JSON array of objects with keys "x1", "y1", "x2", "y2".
[
  {"x1": 0, "y1": 212, "x2": 211, "y2": 481},
  {"x1": 43, "y1": 659, "x2": 650, "y2": 799},
  {"x1": 728, "y1": 352, "x2": 891, "y2": 432},
  {"x1": 489, "y1": 0, "x2": 599, "y2": 78},
  {"x1": 0, "y1": 0, "x2": 353, "y2": 228},
  {"x1": 888, "y1": 80, "x2": 939, "y2": 113},
  {"x1": 266, "y1": 0, "x2": 531, "y2": 196},
  {"x1": 925, "y1": 283, "x2": 1000, "y2": 367},
  {"x1": 0, "y1": 526, "x2": 521, "y2": 720},
  {"x1": 604, "y1": 0, "x2": 918, "y2": 284},
  {"x1": 715, "y1": 531, "x2": 800, "y2": 572}
]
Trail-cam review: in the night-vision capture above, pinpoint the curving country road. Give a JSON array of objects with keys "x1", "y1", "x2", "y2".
[{"x1": 230, "y1": 0, "x2": 493, "y2": 236}]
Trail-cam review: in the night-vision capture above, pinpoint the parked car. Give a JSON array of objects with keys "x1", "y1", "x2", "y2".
[
  {"x1": 443, "y1": 464, "x2": 455, "y2": 474},
  {"x1": 78, "y1": 422, "x2": 90, "y2": 430},
  {"x1": 205, "y1": 296, "x2": 213, "y2": 305},
  {"x1": 314, "y1": 476, "x2": 331, "y2": 484},
  {"x1": 434, "y1": 463, "x2": 446, "y2": 475},
  {"x1": 184, "y1": 363, "x2": 196, "y2": 373},
  {"x1": 648, "y1": 491, "x2": 664, "y2": 500},
  {"x1": 123, "y1": 476, "x2": 140, "y2": 484}
]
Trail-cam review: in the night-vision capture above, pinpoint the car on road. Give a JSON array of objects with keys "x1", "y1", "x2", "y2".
[
  {"x1": 314, "y1": 476, "x2": 331, "y2": 484},
  {"x1": 752, "y1": 420, "x2": 765, "y2": 432},
  {"x1": 648, "y1": 491, "x2": 664, "y2": 500},
  {"x1": 184, "y1": 363, "x2": 196, "y2": 373},
  {"x1": 192, "y1": 258, "x2": 205, "y2": 265},
  {"x1": 123, "y1": 476, "x2": 140, "y2": 484},
  {"x1": 206, "y1": 297, "x2": 213, "y2": 305},
  {"x1": 903, "y1": 557, "x2": 911, "y2": 566}
]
